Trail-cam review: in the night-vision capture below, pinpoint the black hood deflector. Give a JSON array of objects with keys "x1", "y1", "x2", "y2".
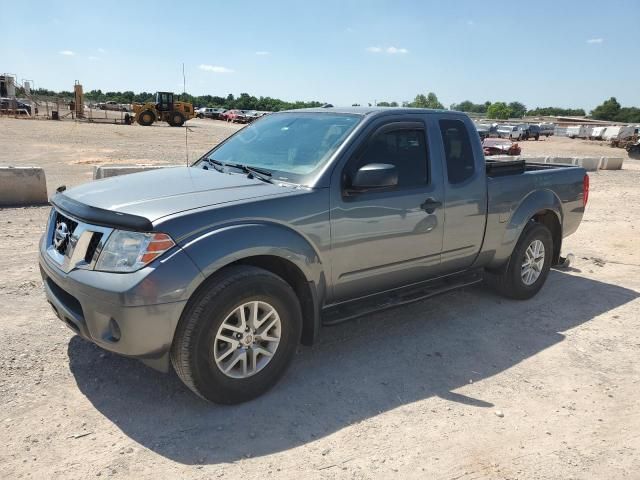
[{"x1": 50, "y1": 194, "x2": 154, "y2": 231}]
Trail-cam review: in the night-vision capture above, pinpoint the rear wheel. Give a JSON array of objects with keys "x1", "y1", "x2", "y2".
[
  {"x1": 171, "y1": 266, "x2": 303, "y2": 404},
  {"x1": 484, "y1": 222, "x2": 553, "y2": 300},
  {"x1": 168, "y1": 111, "x2": 185, "y2": 127},
  {"x1": 137, "y1": 110, "x2": 155, "y2": 126}
]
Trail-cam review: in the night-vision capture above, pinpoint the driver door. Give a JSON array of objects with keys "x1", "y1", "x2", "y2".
[{"x1": 329, "y1": 120, "x2": 445, "y2": 302}]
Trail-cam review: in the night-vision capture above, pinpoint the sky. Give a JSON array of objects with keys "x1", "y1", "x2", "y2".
[{"x1": 1, "y1": 0, "x2": 638, "y2": 112}]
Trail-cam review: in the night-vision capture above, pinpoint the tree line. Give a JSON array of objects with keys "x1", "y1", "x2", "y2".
[
  {"x1": 20, "y1": 88, "x2": 324, "y2": 112},
  {"x1": 17, "y1": 87, "x2": 640, "y2": 122},
  {"x1": 448, "y1": 97, "x2": 639, "y2": 122},
  {"x1": 590, "y1": 97, "x2": 640, "y2": 123},
  {"x1": 449, "y1": 99, "x2": 585, "y2": 119},
  {"x1": 373, "y1": 94, "x2": 586, "y2": 119}
]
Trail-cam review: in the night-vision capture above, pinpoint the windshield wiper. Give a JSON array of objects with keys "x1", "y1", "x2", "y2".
[
  {"x1": 224, "y1": 162, "x2": 274, "y2": 184},
  {"x1": 201, "y1": 157, "x2": 225, "y2": 173},
  {"x1": 203, "y1": 159, "x2": 274, "y2": 184}
]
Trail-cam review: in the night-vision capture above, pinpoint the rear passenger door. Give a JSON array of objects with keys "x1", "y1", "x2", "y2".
[{"x1": 436, "y1": 117, "x2": 487, "y2": 271}]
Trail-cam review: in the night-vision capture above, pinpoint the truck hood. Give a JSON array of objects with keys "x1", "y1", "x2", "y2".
[{"x1": 58, "y1": 166, "x2": 298, "y2": 224}]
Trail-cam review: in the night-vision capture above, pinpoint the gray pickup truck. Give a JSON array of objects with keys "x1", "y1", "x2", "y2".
[{"x1": 39, "y1": 107, "x2": 588, "y2": 404}]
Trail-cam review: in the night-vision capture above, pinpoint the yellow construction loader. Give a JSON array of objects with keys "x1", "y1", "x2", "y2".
[{"x1": 131, "y1": 92, "x2": 194, "y2": 127}]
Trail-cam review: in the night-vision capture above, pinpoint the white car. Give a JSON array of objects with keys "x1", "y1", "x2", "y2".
[
  {"x1": 496, "y1": 125, "x2": 526, "y2": 140},
  {"x1": 196, "y1": 107, "x2": 226, "y2": 119}
]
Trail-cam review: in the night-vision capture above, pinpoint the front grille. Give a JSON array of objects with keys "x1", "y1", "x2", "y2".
[
  {"x1": 46, "y1": 208, "x2": 113, "y2": 273},
  {"x1": 84, "y1": 232, "x2": 103, "y2": 263},
  {"x1": 51, "y1": 211, "x2": 79, "y2": 255}
]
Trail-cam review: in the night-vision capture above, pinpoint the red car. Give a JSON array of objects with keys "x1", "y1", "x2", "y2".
[
  {"x1": 223, "y1": 109, "x2": 249, "y2": 123},
  {"x1": 482, "y1": 137, "x2": 521, "y2": 156}
]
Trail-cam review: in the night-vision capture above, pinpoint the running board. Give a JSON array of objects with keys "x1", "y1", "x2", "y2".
[{"x1": 322, "y1": 270, "x2": 484, "y2": 326}]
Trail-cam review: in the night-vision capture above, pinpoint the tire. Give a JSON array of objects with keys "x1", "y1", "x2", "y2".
[
  {"x1": 535, "y1": 134, "x2": 540, "y2": 141},
  {"x1": 168, "y1": 111, "x2": 185, "y2": 127},
  {"x1": 137, "y1": 110, "x2": 155, "y2": 126},
  {"x1": 484, "y1": 222, "x2": 553, "y2": 300},
  {"x1": 171, "y1": 265, "x2": 303, "y2": 404}
]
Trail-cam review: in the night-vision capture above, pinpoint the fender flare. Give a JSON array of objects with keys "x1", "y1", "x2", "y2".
[
  {"x1": 179, "y1": 222, "x2": 326, "y2": 343},
  {"x1": 487, "y1": 189, "x2": 563, "y2": 270}
]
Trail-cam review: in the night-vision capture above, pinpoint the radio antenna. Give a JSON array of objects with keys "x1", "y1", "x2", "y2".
[{"x1": 183, "y1": 62, "x2": 189, "y2": 166}]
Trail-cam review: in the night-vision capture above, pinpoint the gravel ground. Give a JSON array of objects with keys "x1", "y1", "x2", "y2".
[{"x1": 1, "y1": 117, "x2": 639, "y2": 479}]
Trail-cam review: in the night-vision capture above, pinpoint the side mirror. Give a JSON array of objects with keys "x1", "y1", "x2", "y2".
[{"x1": 348, "y1": 163, "x2": 398, "y2": 193}]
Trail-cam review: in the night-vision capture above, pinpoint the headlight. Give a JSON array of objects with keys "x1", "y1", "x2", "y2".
[{"x1": 95, "y1": 230, "x2": 175, "y2": 273}]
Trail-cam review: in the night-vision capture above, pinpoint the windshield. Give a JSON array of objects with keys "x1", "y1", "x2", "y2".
[{"x1": 200, "y1": 112, "x2": 361, "y2": 184}]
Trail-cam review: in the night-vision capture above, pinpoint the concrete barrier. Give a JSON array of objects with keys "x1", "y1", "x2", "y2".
[
  {"x1": 487, "y1": 155, "x2": 519, "y2": 161},
  {"x1": 521, "y1": 156, "x2": 549, "y2": 164},
  {"x1": 547, "y1": 157, "x2": 576, "y2": 165},
  {"x1": 599, "y1": 157, "x2": 624, "y2": 170},
  {"x1": 93, "y1": 164, "x2": 178, "y2": 180},
  {"x1": 573, "y1": 157, "x2": 600, "y2": 172},
  {"x1": 0, "y1": 167, "x2": 48, "y2": 206}
]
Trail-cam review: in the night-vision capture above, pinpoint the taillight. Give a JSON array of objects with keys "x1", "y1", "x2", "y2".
[{"x1": 583, "y1": 174, "x2": 589, "y2": 207}]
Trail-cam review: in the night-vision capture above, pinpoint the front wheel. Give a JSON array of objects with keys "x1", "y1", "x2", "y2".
[
  {"x1": 484, "y1": 222, "x2": 553, "y2": 300},
  {"x1": 137, "y1": 110, "x2": 155, "y2": 126},
  {"x1": 168, "y1": 111, "x2": 185, "y2": 127},
  {"x1": 171, "y1": 266, "x2": 302, "y2": 404}
]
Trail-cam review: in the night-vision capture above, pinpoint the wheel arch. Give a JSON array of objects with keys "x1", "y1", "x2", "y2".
[
  {"x1": 179, "y1": 223, "x2": 326, "y2": 346},
  {"x1": 531, "y1": 209, "x2": 562, "y2": 265},
  {"x1": 485, "y1": 189, "x2": 563, "y2": 271}
]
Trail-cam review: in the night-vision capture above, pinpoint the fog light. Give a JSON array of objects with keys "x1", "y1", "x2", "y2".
[{"x1": 108, "y1": 318, "x2": 121, "y2": 342}]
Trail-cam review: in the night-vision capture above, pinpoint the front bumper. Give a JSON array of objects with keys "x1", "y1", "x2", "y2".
[{"x1": 39, "y1": 238, "x2": 203, "y2": 371}]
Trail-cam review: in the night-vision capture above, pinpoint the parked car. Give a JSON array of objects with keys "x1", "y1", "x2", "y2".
[
  {"x1": 627, "y1": 139, "x2": 640, "y2": 159},
  {"x1": 518, "y1": 124, "x2": 531, "y2": 140},
  {"x1": 475, "y1": 123, "x2": 492, "y2": 140},
  {"x1": 496, "y1": 125, "x2": 526, "y2": 140},
  {"x1": 98, "y1": 101, "x2": 128, "y2": 112},
  {"x1": 525, "y1": 125, "x2": 541, "y2": 141},
  {"x1": 538, "y1": 123, "x2": 555, "y2": 137},
  {"x1": 482, "y1": 137, "x2": 522, "y2": 156},
  {"x1": 0, "y1": 97, "x2": 34, "y2": 116},
  {"x1": 244, "y1": 110, "x2": 262, "y2": 123},
  {"x1": 566, "y1": 125, "x2": 593, "y2": 139},
  {"x1": 589, "y1": 126, "x2": 607, "y2": 140},
  {"x1": 196, "y1": 107, "x2": 214, "y2": 118},
  {"x1": 40, "y1": 107, "x2": 588, "y2": 404},
  {"x1": 196, "y1": 107, "x2": 226, "y2": 119},
  {"x1": 225, "y1": 109, "x2": 249, "y2": 123},
  {"x1": 605, "y1": 125, "x2": 639, "y2": 140}
]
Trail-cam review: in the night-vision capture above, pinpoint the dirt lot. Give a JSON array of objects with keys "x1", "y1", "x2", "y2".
[{"x1": 1, "y1": 117, "x2": 639, "y2": 479}]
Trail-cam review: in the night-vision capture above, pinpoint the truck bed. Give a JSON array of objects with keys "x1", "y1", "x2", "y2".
[
  {"x1": 478, "y1": 159, "x2": 587, "y2": 270},
  {"x1": 485, "y1": 158, "x2": 574, "y2": 177}
]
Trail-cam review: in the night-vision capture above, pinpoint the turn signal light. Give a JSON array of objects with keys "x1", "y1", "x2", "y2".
[{"x1": 140, "y1": 233, "x2": 176, "y2": 264}]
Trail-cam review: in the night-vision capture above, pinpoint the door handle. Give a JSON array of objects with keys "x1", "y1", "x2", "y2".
[{"x1": 420, "y1": 198, "x2": 442, "y2": 214}]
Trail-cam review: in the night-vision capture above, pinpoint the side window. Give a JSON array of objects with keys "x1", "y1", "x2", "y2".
[
  {"x1": 351, "y1": 128, "x2": 428, "y2": 188},
  {"x1": 439, "y1": 119, "x2": 475, "y2": 184}
]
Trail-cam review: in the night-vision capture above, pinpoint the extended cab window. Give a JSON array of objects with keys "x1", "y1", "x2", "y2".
[
  {"x1": 439, "y1": 119, "x2": 475, "y2": 184},
  {"x1": 351, "y1": 128, "x2": 428, "y2": 188}
]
